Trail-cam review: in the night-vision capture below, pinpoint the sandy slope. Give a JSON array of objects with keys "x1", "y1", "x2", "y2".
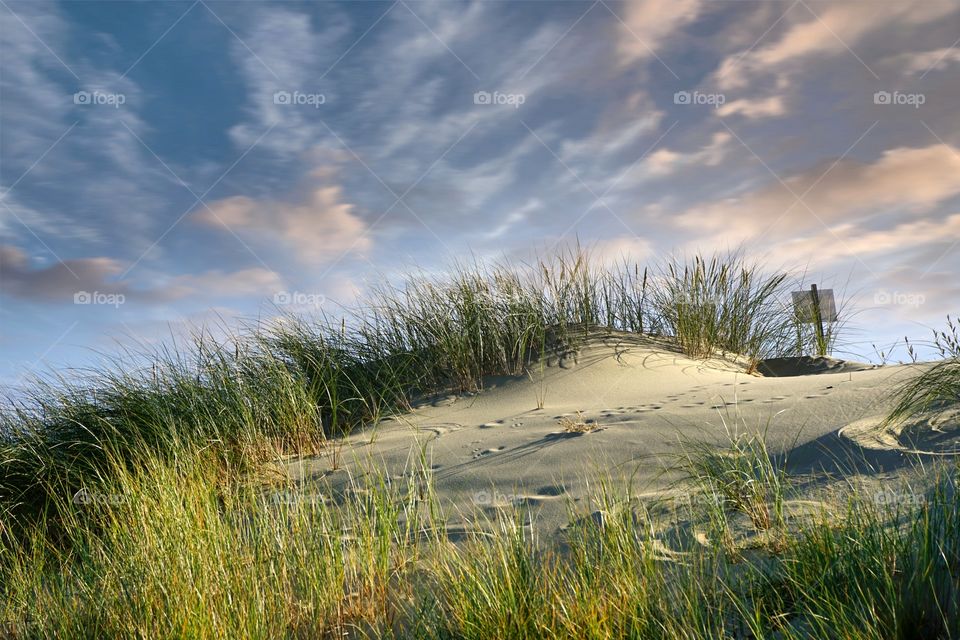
[{"x1": 287, "y1": 332, "x2": 948, "y2": 540}]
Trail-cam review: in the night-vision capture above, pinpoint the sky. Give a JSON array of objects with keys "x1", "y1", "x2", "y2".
[{"x1": 1, "y1": 0, "x2": 958, "y2": 388}]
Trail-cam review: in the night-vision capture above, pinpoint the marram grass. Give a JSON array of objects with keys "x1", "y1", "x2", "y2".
[
  {"x1": 1, "y1": 451, "x2": 957, "y2": 638},
  {"x1": 886, "y1": 316, "x2": 960, "y2": 431},
  {"x1": 2, "y1": 245, "x2": 812, "y2": 528}
]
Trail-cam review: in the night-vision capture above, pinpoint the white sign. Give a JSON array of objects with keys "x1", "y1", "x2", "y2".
[{"x1": 791, "y1": 288, "x2": 837, "y2": 323}]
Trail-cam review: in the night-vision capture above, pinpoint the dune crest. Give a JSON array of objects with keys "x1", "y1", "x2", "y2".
[{"x1": 293, "y1": 334, "x2": 925, "y2": 540}]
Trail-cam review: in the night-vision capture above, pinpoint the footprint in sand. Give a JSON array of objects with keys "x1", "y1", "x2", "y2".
[
  {"x1": 491, "y1": 485, "x2": 568, "y2": 509},
  {"x1": 709, "y1": 401, "x2": 736, "y2": 409},
  {"x1": 760, "y1": 395, "x2": 789, "y2": 403},
  {"x1": 472, "y1": 446, "x2": 506, "y2": 460},
  {"x1": 418, "y1": 423, "x2": 462, "y2": 437},
  {"x1": 536, "y1": 485, "x2": 566, "y2": 497}
]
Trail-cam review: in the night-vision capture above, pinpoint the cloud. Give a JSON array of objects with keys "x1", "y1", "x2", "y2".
[
  {"x1": 884, "y1": 47, "x2": 960, "y2": 75},
  {"x1": 857, "y1": 259, "x2": 960, "y2": 325},
  {"x1": 714, "y1": 0, "x2": 956, "y2": 89},
  {"x1": 592, "y1": 236, "x2": 654, "y2": 265},
  {"x1": 616, "y1": 0, "x2": 703, "y2": 64},
  {"x1": 561, "y1": 91, "x2": 664, "y2": 164},
  {"x1": 0, "y1": 244, "x2": 128, "y2": 302},
  {"x1": 642, "y1": 131, "x2": 731, "y2": 177},
  {"x1": 195, "y1": 182, "x2": 371, "y2": 265},
  {"x1": 675, "y1": 144, "x2": 960, "y2": 237},
  {"x1": 768, "y1": 213, "x2": 960, "y2": 268},
  {"x1": 0, "y1": 2, "x2": 168, "y2": 249},
  {"x1": 482, "y1": 199, "x2": 542, "y2": 240},
  {"x1": 224, "y1": 1, "x2": 592, "y2": 238},
  {"x1": 228, "y1": 6, "x2": 350, "y2": 155},
  {"x1": 160, "y1": 268, "x2": 286, "y2": 300},
  {"x1": 0, "y1": 244, "x2": 285, "y2": 303},
  {"x1": 716, "y1": 96, "x2": 785, "y2": 119}
]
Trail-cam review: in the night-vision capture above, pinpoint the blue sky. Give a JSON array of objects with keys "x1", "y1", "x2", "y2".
[{"x1": 1, "y1": 0, "x2": 959, "y2": 387}]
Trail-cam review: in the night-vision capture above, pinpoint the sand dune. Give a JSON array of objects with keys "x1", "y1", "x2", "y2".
[{"x1": 289, "y1": 332, "x2": 941, "y2": 540}]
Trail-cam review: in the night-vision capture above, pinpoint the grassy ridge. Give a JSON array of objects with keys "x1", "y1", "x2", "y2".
[
  {"x1": 1, "y1": 246, "x2": 814, "y2": 527},
  {"x1": 0, "y1": 335, "x2": 320, "y2": 532}
]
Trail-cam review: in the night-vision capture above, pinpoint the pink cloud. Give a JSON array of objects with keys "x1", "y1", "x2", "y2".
[{"x1": 196, "y1": 183, "x2": 371, "y2": 265}]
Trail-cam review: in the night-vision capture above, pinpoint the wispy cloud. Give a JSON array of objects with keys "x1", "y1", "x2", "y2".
[
  {"x1": 675, "y1": 144, "x2": 960, "y2": 237},
  {"x1": 0, "y1": 243, "x2": 284, "y2": 304},
  {"x1": 195, "y1": 180, "x2": 371, "y2": 265},
  {"x1": 714, "y1": 0, "x2": 955, "y2": 90},
  {"x1": 615, "y1": 0, "x2": 703, "y2": 65}
]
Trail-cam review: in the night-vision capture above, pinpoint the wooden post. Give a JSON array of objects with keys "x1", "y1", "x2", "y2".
[{"x1": 811, "y1": 284, "x2": 826, "y2": 356}]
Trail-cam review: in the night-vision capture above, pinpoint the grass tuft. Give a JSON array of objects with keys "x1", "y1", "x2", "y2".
[
  {"x1": 557, "y1": 411, "x2": 601, "y2": 434},
  {"x1": 885, "y1": 314, "x2": 960, "y2": 429}
]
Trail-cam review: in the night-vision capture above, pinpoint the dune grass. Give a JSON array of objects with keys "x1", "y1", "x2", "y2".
[
  {"x1": 2, "y1": 246, "x2": 814, "y2": 529},
  {"x1": 0, "y1": 333, "x2": 321, "y2": 535},
  {"x1": 650, "y1": 252, "x2": 793, "y2": 362},
  {"x1": 1, "y1": 447, "x2": 957, "y2": 638},
  {"x1": 767, "y1": 471, "x2": 960, "y2": 639},
  {"x1": 680, "y1": 421, "x2": 789, "y2": 546},
  {"x1": 0, "y1": 454, "x2": 430, "y2": 637},
  {"x1": 886, "y1": 315, "x2": 960, "y2": 429}
]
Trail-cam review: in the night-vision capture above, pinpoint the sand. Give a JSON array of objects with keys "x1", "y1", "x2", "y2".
[{"x1": 286, "y1": 331, "x2": 954, "y2": 542}]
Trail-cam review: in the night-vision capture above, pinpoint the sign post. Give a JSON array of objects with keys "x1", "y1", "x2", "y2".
[
  {"x1": 791, "y1": 286, "x2": 837, "y2": 356},
  {"x1": 810, "y1": 284, "x2": 825, "y2": 355}
]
